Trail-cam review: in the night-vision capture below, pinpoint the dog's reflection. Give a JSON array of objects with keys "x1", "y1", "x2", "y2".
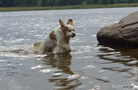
[
  {"x1": 41, "y1": 53, "x2": 73, "y2": 75},
  {"x1": 40, "y1": 53, "x2": 81, "y2": 90}
]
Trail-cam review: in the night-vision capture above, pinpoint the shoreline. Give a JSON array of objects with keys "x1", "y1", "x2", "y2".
[{"x1": 0, "y1": 3, "x2": 138, "y2": 12}]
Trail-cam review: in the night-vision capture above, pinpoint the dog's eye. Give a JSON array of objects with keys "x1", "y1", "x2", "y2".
[
  {"x1": 73, "y1": 29, "x2": 75, "y2": 31},
  {"x1": 69, "y1": 30, "x2": 71, "y2": 32}
]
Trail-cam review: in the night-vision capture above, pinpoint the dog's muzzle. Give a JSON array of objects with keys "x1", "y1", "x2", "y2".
[{"x1": 72, "y1": 33, "x2": 76, "y2": 37}]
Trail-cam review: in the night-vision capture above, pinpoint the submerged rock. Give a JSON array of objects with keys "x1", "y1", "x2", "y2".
[{"x1": 97, "y1": 11, "x2": 138, "y2": 47}]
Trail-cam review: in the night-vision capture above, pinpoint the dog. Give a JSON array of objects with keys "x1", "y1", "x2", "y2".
[{"x1": 34, "y1": 19, "x2": 76, "y2": 54}]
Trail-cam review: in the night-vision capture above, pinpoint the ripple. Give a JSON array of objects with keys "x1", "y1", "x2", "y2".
[
  {"x1": 78, "y1": 85, "x2": 87, "y2": 89},
  {"x1": 0, "y1": 37, "x2": 3, "y2": 40},
  {"x1": 80, "y1": 76, "x2": 88, "y2": 79},
  {"x1": 40, "y1": 69, "x2": 58, "y2": 73},
  {"x1": 0, "y1": 60, "x2": 7, "y2": 62},
  {"x1": 92, "y1": 34, "x2": 96, "y2": 37},
  {"x1": 83, "y1": 65, "x2": 95, "y2": 69},
  {"x1": 31, "y1": 65, "x2": 42, "y2": 69},
  {"x1": 4, "y1": 39, "x2": 24, "y2": 44},
  {"x1": 68, "y1": 74, "x2": 80, "y2": 80},
  {"x1": 53, "y1": 73, "x2": 62, "y2": 76}
]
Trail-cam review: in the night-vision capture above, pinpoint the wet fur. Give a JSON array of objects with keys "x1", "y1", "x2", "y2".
[{"x1": 34, "y1": 19, "x2": 75, "y2": 54}]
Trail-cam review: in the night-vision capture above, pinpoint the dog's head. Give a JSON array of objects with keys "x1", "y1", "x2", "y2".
[{"x1": 59, "y1": 19, "x2": 76, "y2": 38}]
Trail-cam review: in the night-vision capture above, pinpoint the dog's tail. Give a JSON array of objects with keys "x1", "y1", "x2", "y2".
[{"x1": 34, "y1": 41, "x2": 42, "y2": 51}]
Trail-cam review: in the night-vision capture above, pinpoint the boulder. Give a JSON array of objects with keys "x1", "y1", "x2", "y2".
[{"x1": 97, "y1": 11, "x2": 138, "y2": 47}]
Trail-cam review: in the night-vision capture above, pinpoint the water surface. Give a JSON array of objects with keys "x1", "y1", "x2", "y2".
[{"x1": 0, "y1": 8, "x2": 138, "y2": 90}]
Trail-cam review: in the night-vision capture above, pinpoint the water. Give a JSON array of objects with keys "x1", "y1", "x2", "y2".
[{"x1": 0, "y1": 7, "x2": 138, "y2": 90}]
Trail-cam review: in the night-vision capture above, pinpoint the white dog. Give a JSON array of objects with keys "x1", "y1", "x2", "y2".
[{"x1": 34, "y1": 19, "x2": 76, "y2": 54}]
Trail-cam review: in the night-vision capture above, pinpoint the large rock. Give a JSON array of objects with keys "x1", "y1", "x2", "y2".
[{"x1": 97, "y1": 12, "x2": 138, "y2": 47}]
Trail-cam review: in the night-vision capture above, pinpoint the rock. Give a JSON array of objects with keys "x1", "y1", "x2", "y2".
[{"x1": 97, "y1": 11, "x2": 138, "y2": 47}]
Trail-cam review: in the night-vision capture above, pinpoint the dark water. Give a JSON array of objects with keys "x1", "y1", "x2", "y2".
[{"x1": 0, "y1": 8, "x2": 138, "y2": 90}]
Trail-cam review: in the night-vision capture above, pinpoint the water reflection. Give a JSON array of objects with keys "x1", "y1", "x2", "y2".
[
  {"x1": 97, "y1": 45, "x2": 138, "y2": 88},
  {"x1": 36, "y1": 53, "x2": 81, "y2": 90},
  {"x1": 97, "y1": 45, "x2": 138, "y2": 66},
  {"x1": 40, "y1": 53, "x2": 73, "y2": 74},
  {"x1": 50, "y1": 76, "x2": 81, "y2": 90}
]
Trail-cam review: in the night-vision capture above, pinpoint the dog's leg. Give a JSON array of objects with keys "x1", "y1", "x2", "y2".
[
  {"x1": 62, "y1": 44, "x2": 71, "y2": 52},
  {"x1": 56, "y1": 43, "x2": 71, "y2": 53}
]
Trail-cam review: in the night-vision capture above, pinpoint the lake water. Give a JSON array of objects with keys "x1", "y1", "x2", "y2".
[{"x1": 0, "y1": 7, "x2": 138, "y2": 90}]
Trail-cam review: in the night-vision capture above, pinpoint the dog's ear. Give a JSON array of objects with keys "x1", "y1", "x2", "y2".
[
  {"x1": 67, "y1": 19, "x2": 75, "y2": 28},
  {"x1": 59, "y1": 19, "x2": 68, "y2": 35},
  {"x1": 59, "y1": 19, "x2": 65, "y2": 27}
]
